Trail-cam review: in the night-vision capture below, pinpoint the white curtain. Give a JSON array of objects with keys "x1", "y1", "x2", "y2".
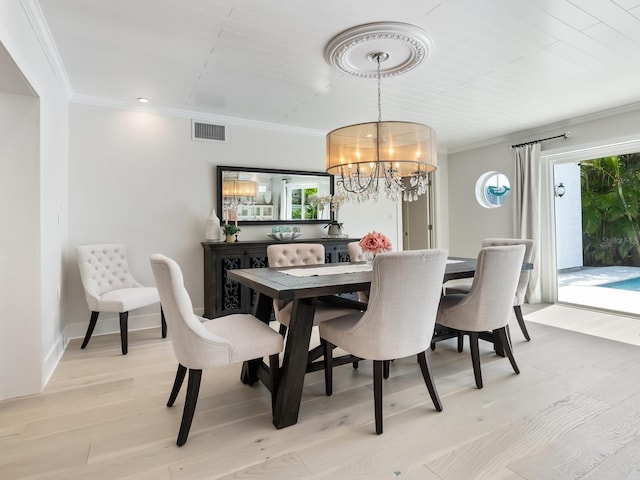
[{"x1": 514, "y1": 143, "x2": 542, "y2": 303}]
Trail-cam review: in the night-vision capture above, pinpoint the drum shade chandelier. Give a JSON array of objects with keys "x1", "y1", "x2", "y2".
[
  {"x1": 324, "y1": 22, "x2": 437, "y2": 202},
  {"x1": 222, "y1": 179, "x2": 257, "y2": 208}
]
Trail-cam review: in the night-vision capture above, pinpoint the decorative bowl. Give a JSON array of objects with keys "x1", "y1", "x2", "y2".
[{"x1": 267, "y1": 232, "x2": 301, "y2": 241}]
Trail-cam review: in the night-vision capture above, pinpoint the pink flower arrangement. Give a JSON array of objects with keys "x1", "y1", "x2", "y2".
[{"x1": 359, "y1": 231, "x2": 392, "y2": 255}]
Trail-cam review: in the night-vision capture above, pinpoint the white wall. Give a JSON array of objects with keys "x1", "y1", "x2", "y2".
[
  {"x1": 447, "y1": 143, "x2": 514, "y2": 256},
  {"x1": 0, "y1": 92, "x2": 41, "y2": 400},
  {"x1": 553, "y1": 162, "x2": 583, "y2": 270},
  {"x1": 64, "y1": 103, "x2": 402, "y2": 339},
  {"x1": 0, "y1": 1, "x2": 69, "y2": 399}
]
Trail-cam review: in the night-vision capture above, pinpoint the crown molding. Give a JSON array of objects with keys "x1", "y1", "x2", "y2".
[
  {"x1": 448, "y1": 101, "x2": 640, "y2": 155},
  {"x1": 70, "y1": 94, "x2": 326, "y2": 137},
  {"x1": 20, "y1": 0, "x2": 74, "y2": 99}
]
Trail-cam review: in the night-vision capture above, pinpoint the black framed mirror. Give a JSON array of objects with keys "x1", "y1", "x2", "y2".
[{"x1": 216, "y1": 165, "x2": 334, "y2": 225}]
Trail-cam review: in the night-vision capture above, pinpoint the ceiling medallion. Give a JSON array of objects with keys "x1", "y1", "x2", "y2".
[{"x1": 324, "y1": 22, "x2": 434, "y2": 78}]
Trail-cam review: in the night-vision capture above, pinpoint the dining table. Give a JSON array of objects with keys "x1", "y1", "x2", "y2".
[{"x1": 228, "y1": 256, "x2": 481, "y2": 429}]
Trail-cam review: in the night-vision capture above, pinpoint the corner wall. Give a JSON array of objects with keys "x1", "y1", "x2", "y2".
[{"x1": 0, "y1": 1, "x2": 69, "y2": 399}]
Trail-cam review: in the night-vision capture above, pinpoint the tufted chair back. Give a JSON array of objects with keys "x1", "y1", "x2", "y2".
[
  {"x1": 266, "y1": 243, "x2": 355, "y2": 334},
  {"x1": 348, "y1": 241, "x2": 366, "y2": 262},
  {"x1": 77, "y1": 244, "x2": 142, "y2": 310},
  {"x1": 267, "y1": 243, "x2": 325, "y2": 268}
]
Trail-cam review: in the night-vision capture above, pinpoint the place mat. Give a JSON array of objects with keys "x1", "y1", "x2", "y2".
[
  {"x1": 447, "y1": 259, "x2": 464, "y2": 264},
  {"x1": 279, "y1": 264, "x2": 372, "y2": 277}
]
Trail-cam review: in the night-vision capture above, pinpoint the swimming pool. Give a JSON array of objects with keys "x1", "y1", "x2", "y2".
[{"x1": 600, "y1": 276, "x2": 640, "y2": 291}]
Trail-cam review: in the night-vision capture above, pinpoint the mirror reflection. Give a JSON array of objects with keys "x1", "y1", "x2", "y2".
[{"x1": 217, "y1": 166, "x2": 334, "y2": 224}]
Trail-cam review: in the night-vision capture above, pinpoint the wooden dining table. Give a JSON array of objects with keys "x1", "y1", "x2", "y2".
[{"x1": 227, "y1": 256, "x2": 480, "y2": 429}]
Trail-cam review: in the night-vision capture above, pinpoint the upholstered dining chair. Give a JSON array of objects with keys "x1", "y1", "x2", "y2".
[
  {"x1": 267, "y1": 243, "x2": 355, "y2": 336},
  {"x1": 150, "y1": 254, "x2": 283, "y2": 446},
  {"x1": 347, "y1": 241, "x2": 366, "y2": 262},
  {"x1": 319, "y1": 249, "x2": 448, "y2": 434},
  {"x1": 436, "y1": 244, "x2": 526, "y2": 389},
  {"x1": 76, "y1": 244, "x2": 166, "y2": 355},
  {"x1": 348, "y1": 241, "x2": 370, "y2": 303},
  {"x1": 443, "y1": 238, "x2": 534, "y2": 341}
]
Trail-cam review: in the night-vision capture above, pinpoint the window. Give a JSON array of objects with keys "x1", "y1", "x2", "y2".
[{"x1": 475, "y1": 171, "x2": 511, "y2": 208}]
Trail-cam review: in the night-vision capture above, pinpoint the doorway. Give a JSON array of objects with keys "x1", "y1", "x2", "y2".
[
  {"x1": 402, "y1": 173, "x2": 434, "y2": 250},
  {"x1": 553, "y1": 152, "x2": 640, "y2": 316}
]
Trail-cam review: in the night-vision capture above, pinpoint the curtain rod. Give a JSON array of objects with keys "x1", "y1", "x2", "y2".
[{"x1": 511, "y1": 132, "x2": 570, "y2": 149}]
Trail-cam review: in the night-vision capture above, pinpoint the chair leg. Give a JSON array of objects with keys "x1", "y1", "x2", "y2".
[
  {"x1": 177, "y1": 368, "x2": 202, "y2": 447},
  {"x1": 373, "y1": 360, "x2": 384, "y2": 434},
  {"x1": 496, "y1": 327, "x2": 520, "y2": 375},
  {"x1": 457, "y1": 331, "x2": 464, "y2": 352},
  {"x1": 322, "y1": 339, "x2": 334, "y2": 396},
  {"x1": 269, "y1": 353, "x2": 280, "y2": 413},
  {"x1": 161, "y1": 307, "x2": 167, "y2": 338},
  {"x1": 353, "y1": 361, "x2": 359, "y2": 369},
  {"x1": 513, "y1": 305, "x2": 531, "y2": 341},
  {"x1": 469, "y1": 332, "x2": 483, "y2": 389},
  {"x1": 81, "y1": 311, "x2": 100, "y2": 349},
  {"x1": 417, "y1": 351, "x2": 443, "y2": 412},
  {"x1": 167, "y1": 364, "x2": 187, "y2": 407},
  {"x1": 383, "y1": 360, "x2": 390, "y2": 379},
  {"x1": 119, "y1": 312, "x2": 129, "y2": 355},
  {"x1": 278, "y1": 324, "x2": 287, "y2": 337}
]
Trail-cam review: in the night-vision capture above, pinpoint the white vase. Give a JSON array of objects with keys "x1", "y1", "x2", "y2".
[
  {"x1": 327, "y1": 224, "x2": 343, "y2": 236},
  {"x1": 205, "y1": 209, "x2": 221, "y2": 241}
]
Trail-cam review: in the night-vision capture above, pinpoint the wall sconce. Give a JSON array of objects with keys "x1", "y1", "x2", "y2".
[{"x1": 555, "y1": 182, "x2": 566, "y2": 198}]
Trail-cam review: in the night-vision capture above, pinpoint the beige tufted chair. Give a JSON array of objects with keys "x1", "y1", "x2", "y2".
[
  {"x1": 150, "y1": 254, "x2": 283, "y2": 446},
  {"x1": 347, "y1": 241, "x2": 366, "y2": 262},
  {"x1": 348, "y1": 241, "x2": 370, "y2": 303},
  {"x1": 266, "y1": 243, "x2": 354, "y2": 336},
  {"x1": 443, "y1": 238, "x2": 534, "y2": 341},
  {"x1": 267, "y1": 243, "x2": 326, "y2": 268},
  {"x1": 320, "y1": 249, "x2": 448, "y2": 434},
  {"x1": 437, "y1": 245, "x2": 525, "y2": 389},
  {"x1": 76, "y1": 244, "x2": 166, "y2": 355}
]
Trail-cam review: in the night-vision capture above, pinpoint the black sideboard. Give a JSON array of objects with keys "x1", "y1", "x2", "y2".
[{"x1": 202, "y1": 238, "x2": 359, "y2": 318}]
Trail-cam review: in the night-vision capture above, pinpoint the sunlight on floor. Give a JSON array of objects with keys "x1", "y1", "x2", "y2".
[
  {"x1": 525, "y1": 303, "x2": 640, "y2": 347},
  {"x1": 559, "y1": 286, "x2": 640, "y2": 316}
]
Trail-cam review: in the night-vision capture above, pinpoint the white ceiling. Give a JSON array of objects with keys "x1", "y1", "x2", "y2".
[{"x1": 36, "y1": 0, "x2": 640, "y2": 151}]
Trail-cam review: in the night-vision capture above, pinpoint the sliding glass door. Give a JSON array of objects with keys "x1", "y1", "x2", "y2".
[{"x1": 554, "y1": 153, "x2": 640, "y2": 315}]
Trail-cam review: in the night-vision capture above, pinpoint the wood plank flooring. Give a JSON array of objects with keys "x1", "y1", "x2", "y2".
[{"x1": 2, "y1": 305, "x2": 640, "y2": 479}]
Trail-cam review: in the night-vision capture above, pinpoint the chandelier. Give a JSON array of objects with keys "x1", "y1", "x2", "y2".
[
  {"x1": 222, "y1": 179, "x2": 257, "y2": 223},
  {"x1": 324, "y1": 23, "x2": 437, "y2": 202}
]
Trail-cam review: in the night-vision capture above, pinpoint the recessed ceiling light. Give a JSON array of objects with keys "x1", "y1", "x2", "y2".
[{"x1": 137, "y1": 97, "x2": 149, "y2": 103}]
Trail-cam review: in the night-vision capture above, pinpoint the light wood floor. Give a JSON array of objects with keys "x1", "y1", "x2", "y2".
[{"x1": 3, "y1": 305, "x2": 640, "y2": 479}]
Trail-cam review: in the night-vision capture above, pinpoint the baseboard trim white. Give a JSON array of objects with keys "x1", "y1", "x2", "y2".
[
  {"x1": 63, "y1": 307, "x2": 205, "y2": 342},
  {"x1": 42, "y1": 332, "x2": 66, "y2": 388}
]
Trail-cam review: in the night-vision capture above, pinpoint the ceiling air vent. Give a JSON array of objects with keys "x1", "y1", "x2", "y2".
[{"x1": 192, "y1": 120, "x2": 225, "y2": 142}]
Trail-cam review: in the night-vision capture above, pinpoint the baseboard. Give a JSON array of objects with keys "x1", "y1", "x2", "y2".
[
  {"x1": 42, "y1": 332, "x2": 66, "y2": 388},
  {"x1": 64, "y1": 306, "x2": 205, "y2": 342}
]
